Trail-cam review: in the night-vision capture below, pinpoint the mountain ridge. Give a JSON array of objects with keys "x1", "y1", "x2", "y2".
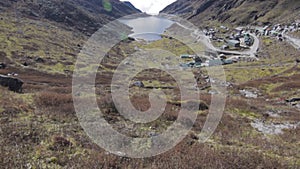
[
  {"x1": 1, "y1": 0, "x2": 141, "y2": 34},
  {"x1": 0, "y1": 0, "x2": 141, "y2": 72},
  {"x1": 161, "y1": 0, "x2": 300, "y2": 26},
  {"x1": 123, "y1": 1, "x2": 142, "y2": 13}
]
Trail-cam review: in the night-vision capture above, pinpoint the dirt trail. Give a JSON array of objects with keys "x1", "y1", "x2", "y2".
[{"x1": 284, "y1": 35, "x2": 300, "y2": 49}]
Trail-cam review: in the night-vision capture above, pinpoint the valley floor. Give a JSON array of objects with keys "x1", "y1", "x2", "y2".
[{"x1": 0, "y1": 32, "x2": 300, "y2": 168}]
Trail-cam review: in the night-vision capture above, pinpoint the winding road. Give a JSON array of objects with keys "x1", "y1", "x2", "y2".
[
  {"x1": 174, "y1": 21, "x2": 300, "y2": 61},
  {"x1": 175, "y1": 22, "x2": 260, "y2": 59}
]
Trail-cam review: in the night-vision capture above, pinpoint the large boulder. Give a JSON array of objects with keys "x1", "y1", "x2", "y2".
[
  {"x1": 131, "y1": 81, "x2": 145, "y2": 88},
  {"x1": 0, "y1": 63, "x2": 6, "y2": 69},
  {"x1": 0, "y1": 75, "x2": 23, "y2": 93}
]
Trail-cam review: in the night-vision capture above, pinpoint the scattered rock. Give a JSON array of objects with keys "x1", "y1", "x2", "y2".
[
  {"x1": 50, "y1": 136, "x2": 72, "y2": 151},
  {"x1": 239, "y1": 89, "x2": 258, "y2": 98},
  {"x1": 251, "y1": 120, "x2": 299, "y2": 135},
  {"x1": 25, "y1": 163, "x2": 32, "y2": 169},
  {"x1": 148, "y1": 131, "x2": 158, "y2": 137},
  {"x1": 131, "y1": 81, "x2": 144, "y2": 88},
  {"x1": 208, "y1": 90, "x2": 219, "y2": 95},
  {"x1": 115, "y1": 151, "x2": 126, "y2": 156},
  {"x1": 199, "y1": 102, "x2": 209, "y2": 110},
  {"x1": 1, "y1": 107, "x2": 21, "y2": 116},
  {"x1": 189, "y1": 132, "x2": 199, "y2": 140},
  {"x1": 134, "y1": 46, "x2": 141, "y2": 51},
  {"x1": 0, "y1": 63, "x2": 6, "y2": 69},
  {"x1": 264, "y1": 110, "x2": 280, "y2": 118},
  {"x1": 286, "y1": 97, "x2": 300, "y2": 103},
  {"x1": 46, "y1": 157, "x2": 58, "y2": 164},
  {"x1": 35, "y1": 57, "x2": 44, "y2": 63},
  {"x1": 23, "y1": 62, "x2": 29, "y2": 67},
  {"x1": 0, "y1": 74, "x2": 23, "y2": 93},
  {"x1": 30, "y1": 11, "x2": 40, "y2": 17}
]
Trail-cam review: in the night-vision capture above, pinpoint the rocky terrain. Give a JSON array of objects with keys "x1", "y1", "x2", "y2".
[
  {"x1": 0, "y1": 0, "x2": 300, "y2": 168},
  {"x1": 161, "y1": 0, "x2": 300, "y2": 27},
  {"x1": 0, "y1": 0, "x2": 141, "y2": 75},
  {"x1": 2, "y1": 0, "x2": 141, "y2": 34}
]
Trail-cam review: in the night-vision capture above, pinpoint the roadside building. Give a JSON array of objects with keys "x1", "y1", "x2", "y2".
[
  {"x1": 270, "y1": 30, "x2": 279, "y2": 36},
  {"x1": 234, "y1": 27, "x2": 243, "y2": 34},
  {"x1": 244, "y1": 34, "x2": 254, "y2": 46},
  {"x1": 193, "y1": 56, "x2": 202, "y2": 63},
  {"x1": 220, "y1": 25, "x2": 227, "y2": 30},
  {"x1": 226, "y1": 39, "x2": 240, "y2": 47},
  {"x1": 221, "y1": 45, "x2": 229, "y2": 50},
  {"x1": 208, "y1": 59, "x2": 224, "y2": 66},
  {"x1": 205, "y1": 50, "x2": 218, "y2": 58},
  {"x1": 219, "y1": 54, "x2": 226, "y2": 59},
  {"x1": 208, "y1": 58, "x2": 234, "y2": 67},
  {"x1": 180, "y1": 54, "x2": 195, "y2": 59},
  {"x1": 223, "y1": 59, "x2": 233, "y2": 65}
]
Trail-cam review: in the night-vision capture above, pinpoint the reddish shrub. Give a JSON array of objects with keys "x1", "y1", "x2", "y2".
[{"x1": 35, "y1": 91, "x2": 73, "y2": 108}]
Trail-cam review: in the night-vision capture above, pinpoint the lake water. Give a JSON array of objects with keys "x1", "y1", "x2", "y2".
[{"x1": 119, "y1": 16, "x2": 174, "y2": 41}]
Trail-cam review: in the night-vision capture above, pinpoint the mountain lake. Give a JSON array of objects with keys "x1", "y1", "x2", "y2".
[{"x1": 119, "y1": 16, "x2": 174, "y2": 41}]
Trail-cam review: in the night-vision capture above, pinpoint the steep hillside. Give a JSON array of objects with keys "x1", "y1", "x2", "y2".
[
  {"x1": 0, "y1": 0, "x2": 141, "y2": 74},
  {"x1": 2, "y1": 0, "x2": 141, "y2": 34},
  {"x1": 0, "y1": 1, "x2": 300, "y2": 168},
  {"x1": 123, "y1": 1, "x2": 142, "y2": 13},
  {"x1": 161, "y1": 0, "x2": 300, "y2": 26}
]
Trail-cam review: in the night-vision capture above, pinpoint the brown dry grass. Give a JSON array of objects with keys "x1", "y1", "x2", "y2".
[
  {"x1": 0, "y1": 28, "x2": 299, "y2": 168},
  {"x1": 35, "y1": 91, "x2": 73, "y2": 108}
]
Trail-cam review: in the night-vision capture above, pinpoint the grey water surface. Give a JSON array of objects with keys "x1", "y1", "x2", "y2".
[{"x1": 119, "y1": 16, "x2": 174, "y2": 41}]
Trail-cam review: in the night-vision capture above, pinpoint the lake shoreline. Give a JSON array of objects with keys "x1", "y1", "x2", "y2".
[{"x1": 119, "y1": 16, "x2": 174, "y2": 41}]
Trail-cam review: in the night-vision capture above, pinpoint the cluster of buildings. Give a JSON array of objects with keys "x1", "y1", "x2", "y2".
[
  {"x1": 203, "y1": 28, "x2": 219, "y2": 40},
  {"x1": 204, "y1": 20, "x2": 300, "y2": 50},
  {"x1": 254, "y1": 21, "x2": 300, "y2": 40},
  {"x1": 180, "y1": 20, "x2": 300, "y2": 68},
  {"x1": 179, "y1": 54, "x2": 203, "y2": 68},
  {"x1": 203, "y1": 26, "x2": 254, "y2": 50},
  {"x1": 179, "y1": 54, "x2": 234, "y2": 68}
]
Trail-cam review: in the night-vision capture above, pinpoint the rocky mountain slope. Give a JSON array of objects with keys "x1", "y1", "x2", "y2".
[
  {"x1": 1, "y1": 0, "x2": 141, "y2": 34},
  {"x1": 161, "y1": 0, "x2": 300, "y2": 26},
  {"x1": 123, "y1": 1, "x2": 142, "y2": 13},
  {"x1": 0, "y1": 0, "x2": 141, "y2": 73},
  {"x1": 0, "y1": 1, "x2": 300, "y2": 168}
]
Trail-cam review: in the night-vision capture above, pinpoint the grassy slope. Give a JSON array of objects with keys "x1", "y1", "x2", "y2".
[
  {"x1": 1, "y1": 35, "x2": 300, "y2": 168},
  {"x1": 0, "y1": 13, "x2": 84, "y2": 74},
  {"x1": 0, "y1": 0, "x2": 140, "y2": 74},
  {"x1": 0, "y1": 1, "x2": 300, "y2": 168}
]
